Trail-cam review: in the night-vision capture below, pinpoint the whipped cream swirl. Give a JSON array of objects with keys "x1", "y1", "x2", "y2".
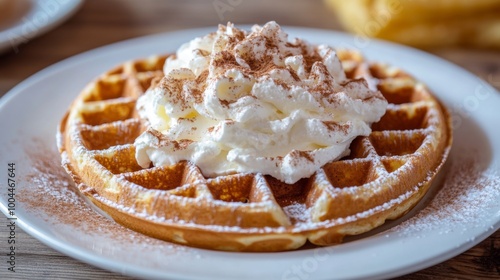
[{"x1": 134, "y1": 21, "x2": 387, "y2": 184}]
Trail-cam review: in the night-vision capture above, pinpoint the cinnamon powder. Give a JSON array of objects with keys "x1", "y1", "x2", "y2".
[
  {"x1": 18, "y1": 139, "x2": 187, "y2": 249},
  {"x1": 18, "y1": 139, "x2": 500, "y2": 250}
]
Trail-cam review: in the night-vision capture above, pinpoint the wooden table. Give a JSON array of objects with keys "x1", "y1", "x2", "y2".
[{"x1": 0, "y1": 0, "x2": 498, "y2": 279}]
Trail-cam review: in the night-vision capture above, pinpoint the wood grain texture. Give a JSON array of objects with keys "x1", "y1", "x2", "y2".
[{"x1": 0, "y1": 0, "x2": 499, "y2": 279}]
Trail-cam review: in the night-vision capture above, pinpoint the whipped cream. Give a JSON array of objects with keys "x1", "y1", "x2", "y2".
[{"x1": 134, "y1": 21, "x2": 387, "y2": 184}]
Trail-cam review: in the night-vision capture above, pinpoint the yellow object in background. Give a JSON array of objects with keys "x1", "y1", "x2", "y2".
[{"x1": 325, "y1": 0, "x2": 500, "y2": 49}]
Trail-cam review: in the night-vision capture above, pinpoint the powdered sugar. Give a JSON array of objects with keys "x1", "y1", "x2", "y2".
[
  {"x1": 284, "y1": 203, "x2": 310, "y2": 223},
  {"x1": 390, "y1": 153, "x2": 500, "y2": 236},
  {"x1": 18, "y1": 137, "x2": 499, "y2": 250}
]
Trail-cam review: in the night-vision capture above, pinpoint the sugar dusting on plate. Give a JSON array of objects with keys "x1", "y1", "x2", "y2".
[
  {"x1": 18, "y1": 139, "x2": 197, "y2": 261},
  {"x1": 390, "y1": 152, "x2": 500, "y2": 237},
  {"x1": 19, "y1": 139, "x2": 500, "y2": 252}
]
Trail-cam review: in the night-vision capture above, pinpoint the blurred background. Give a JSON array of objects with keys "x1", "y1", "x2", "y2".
[{"x1": 0, "y1": 0, "x2": 498, "y2": 279}]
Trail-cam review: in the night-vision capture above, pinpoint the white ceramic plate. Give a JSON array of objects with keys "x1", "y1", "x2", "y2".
[
  {"x1": 0, "y1": 26, "x2": 499, "y2": 280},
  {"x1": 0, "y1": 0, "x2": 83, "y2": 54}
]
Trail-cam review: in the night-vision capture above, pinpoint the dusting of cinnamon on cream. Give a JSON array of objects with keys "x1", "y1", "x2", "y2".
[{"x1": 134, "y1": 21, "x2": 388, "y2": 183}]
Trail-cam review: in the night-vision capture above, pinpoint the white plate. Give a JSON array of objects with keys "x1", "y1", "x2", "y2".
[
  {"x1": 0, "y1": 0, "x2": 83, "y2": 54},
  {"x1": 1, "y1": 26, "x2": 499, "y2": 280}
]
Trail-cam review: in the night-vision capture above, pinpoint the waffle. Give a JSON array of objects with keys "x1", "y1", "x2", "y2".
[
  {"x1": 0, "y1": 0, "x2": 14, "y2": 25},
  {"x1": 57, "y1": 50, "x2": 452, "y2": 252}
]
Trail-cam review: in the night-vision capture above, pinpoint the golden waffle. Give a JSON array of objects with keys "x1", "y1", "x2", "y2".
[{"x1": 57, "y1": 50, "x2": 452, "y2": 252}]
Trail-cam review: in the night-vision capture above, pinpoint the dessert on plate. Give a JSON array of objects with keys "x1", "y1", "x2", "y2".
[{"x1": 57, "y1": 21, "x2": 452, "y2": 251}]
